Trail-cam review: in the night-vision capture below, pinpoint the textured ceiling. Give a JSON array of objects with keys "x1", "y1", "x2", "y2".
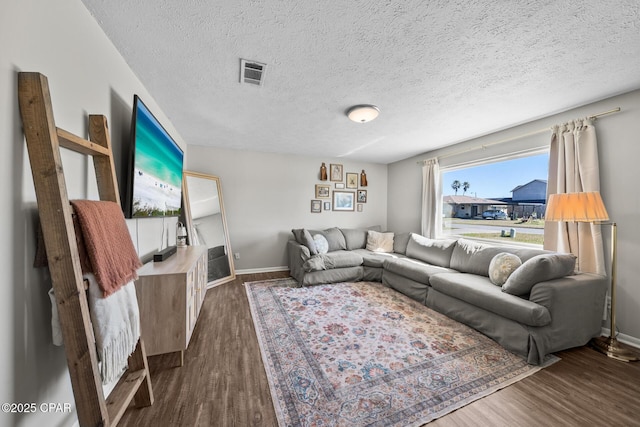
[{"x1": 81, "y1": 0, "x2": 640, "y2": 164}]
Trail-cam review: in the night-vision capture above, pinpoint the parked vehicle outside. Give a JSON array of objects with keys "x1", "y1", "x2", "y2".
[{"x1": 482, "y1": 209, "x2": 507, "y2": 220}]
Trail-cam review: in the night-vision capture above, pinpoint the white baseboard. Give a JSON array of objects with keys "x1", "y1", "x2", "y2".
[
  {"x1": 235, "y1": 266, "x2": 289, "y2": 275},
  {"x1": 601, "y1": 328, "x2": 640, "y2": 349}
]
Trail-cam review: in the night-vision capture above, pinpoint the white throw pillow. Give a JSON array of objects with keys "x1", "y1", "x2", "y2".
[
  {"x1": 488, "y1": 252, "x2": 522, "y2": 286},
  {"x1": 313, "y1": 234, "x2": 329, "y2": 254},
  {"x1": 366, "y1": 230, "x2": 394, "y2": 253}
]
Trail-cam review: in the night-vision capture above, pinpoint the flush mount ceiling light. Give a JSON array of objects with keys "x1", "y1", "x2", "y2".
[{"x1": 346, "y1": 104, "x2": 380, "y2": 123}]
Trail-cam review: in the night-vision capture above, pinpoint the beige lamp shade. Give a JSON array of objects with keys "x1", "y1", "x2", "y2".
[{"x1": 546, "y1": 191, "x2": 609, "y2": 222}]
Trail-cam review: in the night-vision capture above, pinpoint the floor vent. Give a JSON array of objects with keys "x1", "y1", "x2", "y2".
[{"x1": 240, "y1": 59, "x2": 266, "y2": 86}]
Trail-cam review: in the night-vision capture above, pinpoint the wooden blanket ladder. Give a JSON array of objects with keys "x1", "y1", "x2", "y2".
[{"x1": 18, "y1": 72, "x2": 154, "y2": 426}]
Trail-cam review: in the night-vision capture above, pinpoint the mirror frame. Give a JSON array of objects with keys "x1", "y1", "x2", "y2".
[{"x1": 182, "y1": 170, "x2": 236, "y2": 288}]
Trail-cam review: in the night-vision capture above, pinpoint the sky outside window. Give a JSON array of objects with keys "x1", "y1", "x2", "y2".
[{"x1": 442, "y1": 153, "x2": 549, "y2": 199}]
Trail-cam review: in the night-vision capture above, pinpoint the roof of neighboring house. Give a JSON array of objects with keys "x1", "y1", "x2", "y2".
[
  {"x1": 511, "y1": 179, "x2": 548, "y2": 193},
  {"x1": 443, "y1": 195, "x2": 507, "y2": 205},
  {"x1": 494, "y1": 197, "x2": 547, "y2": 205}
]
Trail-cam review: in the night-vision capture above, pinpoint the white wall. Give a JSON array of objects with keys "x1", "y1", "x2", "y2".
[
  {"x1": 388, "y1": 89, "x2": 640, "y2": 344},
  {"x1": 187, "y1": 146, "x2": 388, "y2": 271},
  {"x1": 1, "y1": 0, "x2": 187, "y2": 425}
]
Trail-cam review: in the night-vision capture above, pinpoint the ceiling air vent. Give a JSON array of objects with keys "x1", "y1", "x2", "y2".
[{"x1": 240, "y1": 59, "x2": 267, "y2": 86}]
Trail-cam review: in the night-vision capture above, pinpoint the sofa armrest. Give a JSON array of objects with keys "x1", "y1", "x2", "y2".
[
  {"x1": 287, "y1": 240, "x2": 310, "y2": 282},
  {"x1": 528, "y1": 273, "x2": 608, "y2": 350}
]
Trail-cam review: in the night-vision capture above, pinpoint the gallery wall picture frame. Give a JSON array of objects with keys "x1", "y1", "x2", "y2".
[
  {"x1": 333, "y1": 191, "x2": 355, "y2": 211},
  {"x1": 346, "y1": 172, "x2": 358, "y2": 189},
  {"x1": 324, "y1": 201, "x2": 331, "y2": 211},
  {"x1": 330, "y1": 163, "x2": 343, "y2": 181},
  {"x1": 315, "y1": 184, "x2": 330, "y2": 198},
  {"x1": 357, "y1": 189, "x2": 367, "y2": 203},
  {"x1": 311, "y1": 200, "x2": 322, "y2": 213},
  {"x1": 335, "y1": 183, "x2": 345, "y2": 189},
  {"x1": 357, "y1": 204, "x2": 363, "y2": 212}
]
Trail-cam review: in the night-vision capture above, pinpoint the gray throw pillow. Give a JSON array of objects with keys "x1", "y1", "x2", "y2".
[
  {"x1": 291, "y1": 228, "x2": 318, "y2": 255},
  {"x1": 502, "y1": 253, "x2": 577, "y2": 296},
  {"x1": 393, "y1": 232, "x2": 411, "y2": 255},
  {"x1": 340, "y1": 228, "x2": 368, "y2": 250},
  {"x1": 488, "y1": 252, "x2": 522, "y2": 286}
]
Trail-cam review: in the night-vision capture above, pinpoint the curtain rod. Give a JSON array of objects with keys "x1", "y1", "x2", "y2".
[{"x1": 417, "y1": 107, "x2": 621, "y2": 164}]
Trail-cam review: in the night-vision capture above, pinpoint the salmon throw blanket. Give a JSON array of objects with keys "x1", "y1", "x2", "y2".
[
  {"x1": 70, "y1": 200, "x2": 142, "y2": 296},
  {"x1": 44, "y1": 200, "x2": 144, "y2": 383}
]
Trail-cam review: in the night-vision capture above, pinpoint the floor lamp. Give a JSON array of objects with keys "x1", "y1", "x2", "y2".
[{"x1": 546, "y1": 191, "x2": 638, "y2": 362}]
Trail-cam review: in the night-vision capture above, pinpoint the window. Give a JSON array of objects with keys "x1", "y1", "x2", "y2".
[{"x1": 441, "y1": 151, "x2": 549, "y2": 246}]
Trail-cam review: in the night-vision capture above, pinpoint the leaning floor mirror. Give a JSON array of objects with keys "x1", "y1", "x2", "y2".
[{"x1": 182, "y1": 171, "x2": 236, "y2": 287}]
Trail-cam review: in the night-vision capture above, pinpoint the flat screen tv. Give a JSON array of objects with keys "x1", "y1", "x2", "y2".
[{"x1": 124, "y1": 95, "x2": 184, "y2": 218}]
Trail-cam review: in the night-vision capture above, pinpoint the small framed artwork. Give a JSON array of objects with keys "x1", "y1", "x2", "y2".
[
  {"x1": 346, "y1": 172, "x2": 358, "y2": 189},
  {"x1": 311, "y1": 200, "x2": 322, "y2": 213},
  {"x1": 333, "y1": 191, "x2": 355, "y2": 211},
  {"x1": 335, "y1": 183, "x2": 345, "y2": 189},
  {"x1": 324, "y1": 202, "x2": 331, "y2": 211},
  {"x1": 357, "y1": 204, "x2": 363, "y2": 212},
  {"x1": 315, "y1": 184, "x2": 330, "y2": 198},
  {"x1": 357, "y1": 190, "x2": 367, "y2": 203},
  {"x1": 330, "y1": 163, "x2": 343, "y2": 182}
]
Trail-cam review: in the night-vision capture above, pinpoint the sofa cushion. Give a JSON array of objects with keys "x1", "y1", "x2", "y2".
[
  {"x1": 308, "y1": 227, "x2": 347, "y2": 252},
  {"x1": 302, "y1": 266, "x2": 363, "y2": 286},
  {"x1": 291, "y1": 228, "x2": 318, "y2": 255},
  {"x1": 340, "y1": 228, "x2": 368, "y2": 250},
  {"x1": 429, "y1": 273, "x2": 551, "y2": 327},
  {"x1": 393, "y1": 232, "x2": 411, "y2": 255},
  {"x1": 503, "y1": 253, "x2": 577, "y2": 296},
  {"x1": 353, "y1": 249, "x2": 406, "y2": 267},
  {"x1": 405, "y1": 234, "x2": 457, "y2": 268},
  {"x1": 383, "y1": 258, "x2": 456, "y2": 284},
  {"x1": 488, "y1": 252, "x2": 522, "y2": 286},
  {"x1": 450, "y1": 238, "x2": 551, "y2": 277},
  {"x1": 302, "y1": 250, "x2": 364, "y2": 272},
  {"x1": 323, "y1": 250, "x2": 363, "y2": 269},
  {"x1": 313, "y1": 234, "x2": 329, "y2": 254},
  {"x1": 449, "y1": 239, "x2": 499, "y2": 276}
]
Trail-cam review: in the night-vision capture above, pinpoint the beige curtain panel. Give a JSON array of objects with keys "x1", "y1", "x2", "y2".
[
  {"x1": 421, "y1": 158, "x2": 441, "y2": 239},
  {"x1": 544, "y1": 119, "x2": 606, "y2": 275}
]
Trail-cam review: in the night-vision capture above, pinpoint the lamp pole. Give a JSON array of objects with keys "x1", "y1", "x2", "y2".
[{"x1": 590, "y1": 222, "x2": 639, "y2": 361}]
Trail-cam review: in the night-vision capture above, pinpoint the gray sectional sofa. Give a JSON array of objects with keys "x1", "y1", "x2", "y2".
[{"x1": 287, "y1": 227, "x2": 608, "y2": 364}]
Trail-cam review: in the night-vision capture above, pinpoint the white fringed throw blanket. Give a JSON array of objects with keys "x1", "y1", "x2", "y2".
[
  {"x1": 49, "y1": 275, "x2": 141, "y2": 384},
  {"x1": 86, "y1": 273, "x2": 140, "y2": 384}
]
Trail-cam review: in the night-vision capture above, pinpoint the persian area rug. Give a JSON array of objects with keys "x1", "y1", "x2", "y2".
[{"x1": 245, "y1": 278, "x2": 557, "y2": 426}]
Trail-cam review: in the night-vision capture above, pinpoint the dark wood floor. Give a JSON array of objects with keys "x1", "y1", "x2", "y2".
[{"x1": 120, "y1": 272, "x2": 640, "y2": 426}]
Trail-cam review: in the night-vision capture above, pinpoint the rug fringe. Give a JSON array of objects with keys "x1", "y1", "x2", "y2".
[{"x1": 244, "y1": 281, "x2": 292, "y2": 427}]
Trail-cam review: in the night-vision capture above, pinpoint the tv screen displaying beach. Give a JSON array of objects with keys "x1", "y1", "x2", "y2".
[{"x1": 131, "y1": 98, "x2": 184, "y2": 217}]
